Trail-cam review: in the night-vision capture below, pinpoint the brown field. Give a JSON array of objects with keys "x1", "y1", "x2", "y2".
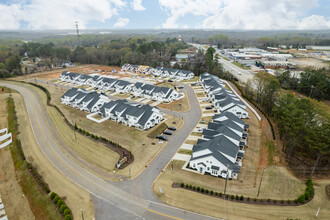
[
  {"x1": 0, "y1": 93, "x2": 35, "y2": 220},
  {"x1": 152, "y1": 107, "x2": 327, "y2": 219},
  {"x1": 11, "y1": 91, "x2": 95, "y2": 219},
  {"x1": 196, "y1": 92, "x2": 206, "y2": 98},
  {"x1": 26, "y1": 81, "x2": 183, "y2": 179},
  {"x1": 290, "y1": 57, "x2": 329, "y2": 69}
]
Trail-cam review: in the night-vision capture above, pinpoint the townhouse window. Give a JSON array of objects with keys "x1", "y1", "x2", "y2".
[{"x1": 207, "y1": 167, "x2": 210, "y2": 171}]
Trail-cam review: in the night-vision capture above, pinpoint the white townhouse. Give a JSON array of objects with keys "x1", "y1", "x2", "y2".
[
  {"x1": 189, "y1": 135, "x2": 242, "y2": 179},
  {"x1": 59, "y1": 71, "x2": 82, "y2": 83},
  {"x1": 99, "y1": 100, "x2": 163, "y2": 130},
  {"x1": 152, "y1": 87, "x2": 179, "y2": 103},
  {"x1": 153, "y1": 67, "x2": 194, "y2": 80}
]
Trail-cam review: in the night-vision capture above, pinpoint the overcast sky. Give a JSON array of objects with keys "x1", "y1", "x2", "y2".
[{"x1": 0, "y1": 0, "x2": 329, "y2": 30}]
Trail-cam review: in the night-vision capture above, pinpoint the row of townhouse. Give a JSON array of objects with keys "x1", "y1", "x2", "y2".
[
  {"x1": 121, "y1": 64, "x2": 154, "y2": 74},
  {"x1": 59, "y1": 71, "x2": 179, "y2": 103},
  {"x1": 189, "y1": 112, "x2": 249, "y2": 179},
  {"x1": 199, "y1": 72, "x2": 249, "y2": 119},
  {"x1": 120, "y1": 64, "x2": 195, "y2": 80},
  {"x1": 61, "y1": 88, "x2": 163, "y2": 130}
]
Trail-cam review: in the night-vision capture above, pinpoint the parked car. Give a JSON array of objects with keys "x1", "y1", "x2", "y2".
[
  {"x1": 205, "y1": 106, "x2": 212, "y2": 110},
  {"x1": 178, "y1": 85, "x2": 184, "y2": 89},
  {"x1": 156, "y1": 135, "x2": 168, "y2": 141},
  {"x1": 168, "y1": 79, "x2": 173, "y2": 82},
  {"x1": 130, "y1": 95, "x2": 135, "y2": 99},
  {"x1": 168, "y1": 126, "x2": 176, "y2": 131},
  {"x1": 163, "y1": 130, "x2": 172, "y2": 135}
]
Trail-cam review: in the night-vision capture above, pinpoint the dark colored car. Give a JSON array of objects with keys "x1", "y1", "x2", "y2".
[
  {"x1": 168, "y1": 126, "x2": 176, "y2": 131},
  {"x1": 163, "y1": 130, "x2": 172, "y2": 135},
  {"x1": 168, "y1": 79, "x2": 173, "y2": 82},
  {"x1": 205, "y1": 106, "x2": 213, "y2": 110},
  {"x1": 156, "y1": 135, "x2": 168, "y2": 141}
]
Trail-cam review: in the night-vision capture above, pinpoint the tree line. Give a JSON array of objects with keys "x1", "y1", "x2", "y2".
[{"x1": 248, "y1": 72, "x2": 330, "y2": 175}]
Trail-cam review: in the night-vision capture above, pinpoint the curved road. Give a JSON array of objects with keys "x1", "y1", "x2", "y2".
[{"x1": 1, "y1": 81, "x2": 219, "y2": 220}]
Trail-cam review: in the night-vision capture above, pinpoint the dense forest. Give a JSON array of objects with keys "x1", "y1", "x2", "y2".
[{"x1": 244, "y1": 72, "x2": 330, "y2": 176}]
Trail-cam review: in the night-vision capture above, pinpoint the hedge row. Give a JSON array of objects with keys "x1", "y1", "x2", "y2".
[
  {"x1": 29, "y1": 82, "x2": 51, "y2": 101},
  {"x1": 297, "y1": 178, "x2": 314, "y2": 203},
  {"x1": 229, "y1": 80, "x2": 276, "y2": 140},
  {"x1": 50, "y1": 192, "x2": 73, "y2": 220},
  {"x1": 26, "y1": 162, "x2": 51, "y2": 194},
  {"x1": 179, "y1": 179, "x2": 313, "y2": 205}
]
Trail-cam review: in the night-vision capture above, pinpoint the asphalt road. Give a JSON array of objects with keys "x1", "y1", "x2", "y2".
[{"x1": 1, "y1": 81, "x2": 219, "y2": 220}]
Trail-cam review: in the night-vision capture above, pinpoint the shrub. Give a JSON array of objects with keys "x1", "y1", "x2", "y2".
[
  {"x1": 54, "y1": 196, "x2": 60, "y2": 203},
  {"x1": 82, "y1": 130, "x2": 86, "y2": 134},
  {"x1": 95, "y1": 135, "x2": 99, "y2": 140},
  {"x1": 235, "y1": 195, "x2": 239, "y2": 200},
  {"x1": 193, "y1": 186, "x2": 196, "y2": 191},
  {"x1": 231, "y1": 195, "x2": 234, "y2": 200},
  {"x1": 226, "y1": 194, "x2": 229, "y2": 199},
  {"x1": 210, "y1": 190, "x2": 213, "y2": 195},
  {"x1": 197, "y1": 187, "x2": 200, "y2": 192},
  {"x1": 205, "y1": 189, "x2": 209, "y2": 194},
  {"x1": 297, "y1": 194, "x2": 305, "y2": 203},
  {"x1": 281, "y1": 200, "x2": 284, "y2": 204},
  {"x1": 240, "y1": 195, "x2": 244, "y2": 201},
  {"x1": 260, "y1": 199, "x2": 263, "y2": 202},
  {"x1": 294, "y1": 199, "x2": 298, "y2": 204},
  {"x1": 78, "y1": 128, "x2": 82, "y2": 132},
  {"x1": 287, "y1": 199, "x2": 291, "y2": 204},
  {"x1": 57, "y1": 199, "x2": 64, "y2": 207},
  {"x1": 219, "y1": 192, "x2": 223, "y2": 197},
  {"x1": 267, "y1": 198, "x2": 270, "y2": 203},
  {"x1": 247, "y1": 197, "x2": 250, "y2": 201},
  {"x1": 201, "y1": 188, "x2": 204, "y2": 193},
  {"x1": 189, "y1": 185, "x2": 192, "y2": 189},
  {"x1": 185, "y1": 184, "x2": 189, "y2": 189},
  {"x1": 273, "y1": 200, "x2": 277, "y2": 203},
  {"x1": 215, "y1": 192, "x2": 218, "y2": 196},
  {"x1": 74, "y1": 123, "x2": 78, "y2": 130},
  {"x1": 65, "y1": 215, "x2": 72, "y2": 220},
  {"x1": 254, "y1": 198, "x2": 257, "y2": 202},
  {"x1": 91, "y1": 134, "x2": 95, "y2": 138},
  {"x1": 86, "y1": 132, "x2": 90, "y2": 136},
  {"x1": 60, "y1": 205, "x2": 68, "y2": 213},
  {"x1": 180, "y1": 183, "x2": 184, "y2": 188},
  {"x1": 50, "y1": 192, "x2": 57, "y2": 200},
  {"x1": 64, "y1": 209, "x2": 71, "y2": 216}
]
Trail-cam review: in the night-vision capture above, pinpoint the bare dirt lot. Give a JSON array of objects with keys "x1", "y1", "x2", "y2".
[
  {"x1": 12, "y1": 91, "x2": 95, "y2": 220},
  {"x1": 291, "y1": 57, "x2": 329, "y2": 69},
  {"x1": 0, "y1": 93, "x2": 35, "y2": 220}
]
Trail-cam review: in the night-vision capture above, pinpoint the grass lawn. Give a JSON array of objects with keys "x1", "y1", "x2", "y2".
[
  {"x1": 158, "y1": 91, "x2": 190, "y2": 112},
  {"x1": 200, "y1": 116, "x2": 213, "y2": 124},
  {"x1": 156, "y1": 82, "x2": 176, "y2": 89},
  {"x1": 28, "y1": 81, "x2": 184, "y2": 178},
  {"x1": 154, "y1": 161, "x2": 329, "y2": 219},
  {"x1": 233, "y1": 61, "x2": 250, "y2": 70},
  {"x1": 196, "y1": 92, "x2": 206, "y2": 98},
  {"x1": 181, "y1": 76, "x2": 199, "y2": 83},
  {"x1": 190, "y1": 132, "x2": 202, "y2": 137},
  {"x1": 177, "y1": 149, "x2": 192, "y2": 155},
  {"x1": 114, "y1": 93, "x2": 130, "y2": 98},
  {"x1": 185, "y1": 140, "x2": 197, "y2": 145}
]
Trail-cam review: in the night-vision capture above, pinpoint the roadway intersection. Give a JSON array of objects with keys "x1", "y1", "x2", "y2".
[{"x1": 0, "y1": 81, "x2": 219, "y2": 220}]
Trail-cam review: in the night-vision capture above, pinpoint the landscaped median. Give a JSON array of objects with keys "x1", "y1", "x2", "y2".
[{"x1": 174, "y1": 177, "x2": 314, "y2": 206}]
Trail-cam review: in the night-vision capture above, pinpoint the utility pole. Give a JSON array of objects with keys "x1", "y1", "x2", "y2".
[
  {"x1": 75, "y1": 21, "x2": 80, "y2": 46},
  {"x1": 171, "y1": 160, "x2": 173, "y2": 170},
  {"x1": 224, "y1": 165, "x2": 229, "y2": 195},
  {"x1": 257, "y1": 168, "x2": 265, "y2": 197}
]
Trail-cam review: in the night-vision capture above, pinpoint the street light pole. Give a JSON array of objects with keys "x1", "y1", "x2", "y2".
[
  {"x1": 80, "y1": 209, "x2": 84, "y2": 220},
  {"x1": 72, "y1": 119, "x2": 77, "y2": 141}
]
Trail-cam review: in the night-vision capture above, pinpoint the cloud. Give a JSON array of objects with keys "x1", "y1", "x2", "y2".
[
  {"x1": 114, "y1": 17, "x2": 129, "y2": 27},
  {"x1": 159, "y1": 0, "x2": 330, "y2": 29},
  {"x1": 0, "y1": 0, "x2": 126, "y2": 29},
  {"x1": 0, "y1": 4, "x2": 21, "y2": 29},
  {"x1": 131, "y1": 0, "x2": 146, "y2": 11}
]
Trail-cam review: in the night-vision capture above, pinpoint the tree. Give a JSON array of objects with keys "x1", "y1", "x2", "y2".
[{"x1": 6, "y1": 55, "x2": 21, "y2": 73}]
